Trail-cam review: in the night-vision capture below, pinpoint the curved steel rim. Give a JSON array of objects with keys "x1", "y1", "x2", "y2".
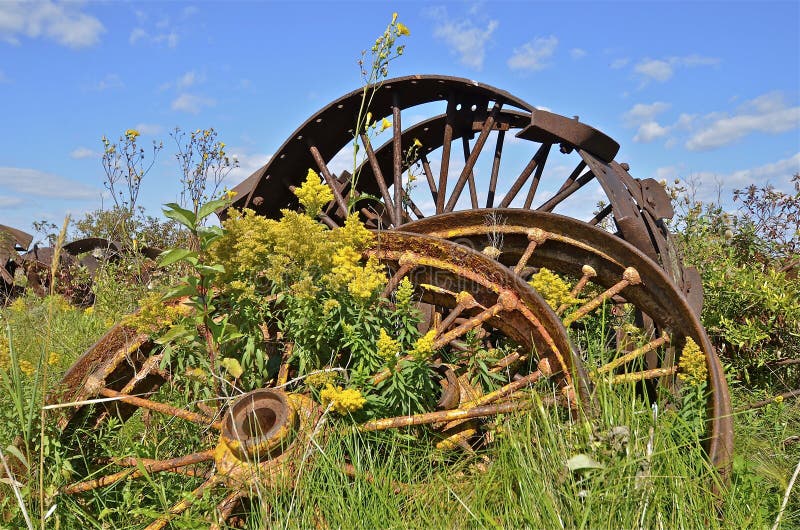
[{"x1": 401, "y1": 209, "x2": 733, "y2": 479}]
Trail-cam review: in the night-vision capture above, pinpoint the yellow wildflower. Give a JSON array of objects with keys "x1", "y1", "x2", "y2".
[
  {"x1": 377, "y1": 328, "x2": 400, "y2": 362},
  {"x1": 346, "y1": 257, "x2": 386, "y2": 300},
  {"x1": 47, "y1": 351, "x2": 61, "y2": 366},
  {"x1": 293, "y1": 169, "x2": 334, "y2": 217},
  {"x1": 379, "y1": 118, "x2": 392, "y2": 132},
  {"x1": 125, "y1": 129, "x2": 140, "y2": 140},
  {"x1": 410, "y1": 329, "x2": 437, "y2": 361},
  {"x1": 332, "y1": 213, "x2": 374, "y2": 251},
  {"x1": 395, "y1": 277, "x2": 414, "y2": 309},
  {"x1": 18, "y1": 360, "x2": 35, "y2": 377},
  {"x1": 0, "y1": 336, "x2": 10, "y2": 370},
  {"x1": 774, "y1": 395, "x2": 784, "y2": 404},
  {"x1": 9, "y1": 298, "x2": 26, "y2": 313},
  {"x1": 396, "y1": 22, "x2": 410, "y2": 36},
  {"x1": 529, "y1": 268, "x2": 579, "y2": 310},
  {"x1": 678, "y1": 337, "x2": 707, "y2": 387},
  {"x1": 305, "y1": 370, "x2": 337, "y2": 389},
  {"x1": 413, "y1": 138, "x2": 422, "y2": 148},
  {"x1": 320, "y1": 384, "x2": 366, "y2": 414},
  {"x1": 329, "y1": 246, "x2": 362, "y2": 288},
  {"x1": 225, "y1": 189, "x2": 237, "y2": 200},
  {"x1": 392, "y1": 12, "x2": 398, "y2": 23},
  {"x1": 290, "y1": 276, "x2": 319, "y2": 300},
  {"x1": 323, "y1": 298, "x2": 340, "y2": 314},
  {"x1": 84, "y1": 306, "x2": 94, "y2": 316}
]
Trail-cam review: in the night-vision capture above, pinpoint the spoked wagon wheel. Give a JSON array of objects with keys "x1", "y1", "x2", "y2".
[
  {"x1": 225, "y1": 74, "x2": 699, "y2": 309},
  {"x1": 51, "y1": 232, "x2": 582, "y2": 529},
  {"x1": 402, "y1": 209, "x2": 733, "y2": 477},
  {"x1": 51, "y1": 226, "x2": 729, "y2": 528}
]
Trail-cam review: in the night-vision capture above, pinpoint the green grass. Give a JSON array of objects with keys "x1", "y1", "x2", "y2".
[{"x1": 0, "y1": 293, "x2": 797, "y2": 529}]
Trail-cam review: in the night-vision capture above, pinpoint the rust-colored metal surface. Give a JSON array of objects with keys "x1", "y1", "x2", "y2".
[{"x1": 222, "y1": 74, "x2": 698, "y2": 311}]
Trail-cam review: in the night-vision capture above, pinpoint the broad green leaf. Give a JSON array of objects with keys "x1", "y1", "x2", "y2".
[
  {"x1": 197, "y1": 198, "x2": 230, "y2": 222},
  {"x1": 162, "y1": 203, "x2": 196, "y2": 230},
  {"x1": 157, "y1": 248, "x2": 194, "y2": 267},
  {"x1": 566, "y1": 453, "x2": 604, "y2": 471},
  {"x1": 161, "y1": 283, "x2": 195, "y2": 301},
  {"x1": 156, "y1": 324, "x2": 191, "y2": 345}
]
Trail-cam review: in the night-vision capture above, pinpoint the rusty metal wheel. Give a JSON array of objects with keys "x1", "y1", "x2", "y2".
[
  {"x1": 401, "y1": 209, "x2": 733, "y2": 477},
  {"x1": 50, "y1": 231, "x2": 590, "y2": 528},
  {"x1": 225, "y1": 74, "x2": 699, "y2": 309}
]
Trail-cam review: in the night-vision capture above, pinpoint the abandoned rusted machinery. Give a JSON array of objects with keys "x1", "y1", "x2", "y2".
[
  {"x1": 1, "y1": 225, "x2": 160, "y2": 306},
  {"x1": 48, "y1": 75, "x2": 732, "y2": 527}
]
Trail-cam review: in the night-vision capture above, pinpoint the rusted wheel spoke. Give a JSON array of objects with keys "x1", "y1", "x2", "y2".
[
  {"x1": 485, "y1": 130, "x2": 505, "y2": 208},
  {"x1": 609, "y1": 366, "x2": 678, "y2": 384},
  {"x1": 360, "y1": 132, "x2": 397, "y2": 226},
  {"x1": 562, "y1": 267, "x2": 641, "y2": 327},
  {"x1": 62, "y1": 451, "x2": 215, "y2": 494},
  {"x1": 96, "y1": 387, "x2": 220, "y2": 428},
  {"x1": 361, "y1": 399, "x2": 536, "y2": 432},
  {"x1": 597, "y1": 334, "x2": 671, "y2": 375}
]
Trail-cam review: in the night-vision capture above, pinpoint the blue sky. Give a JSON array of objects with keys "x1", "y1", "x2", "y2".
[{"x1": 1, "y1": 1, "x2": 798, "y2": 236}]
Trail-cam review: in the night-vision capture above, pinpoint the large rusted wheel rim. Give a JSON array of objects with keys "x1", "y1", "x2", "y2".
[
  {"x1": 51, "y1": 232, "x2": 597, "y2": 528},
  {"x1": 402, "y1": 209, "x2": 733, "y2": 479},
  {"x1": 225, "y1": 74, "x2": 698, "y2": 307}
]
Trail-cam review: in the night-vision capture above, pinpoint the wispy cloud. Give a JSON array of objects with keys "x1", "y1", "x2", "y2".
[
  {"x1": 570, "y1": 48, "x2": 586, "y2": 60},
  {"x1": 610, "y1": 57, "x2": 629, "y2": 69},
  {"x1": 0, "y1": 196, "x2": 24, "y2": 208},
  {"x1": 622, "y1": 102, "x2": 672, "y2": 143},
  {"x1": 129, "y1": 10, "x2": 180, "y2": 48},
  {"x1": 427, "y1": 6, "x2": 498, "y2": 70},
  {"x1": 160, "y1": 70, "x2": 203, "y2": 91},
  {"x1": 70, "y1": 147, "x2": 100, "y2": 160},
  {"x1": 686, "y1": 92, "x2": 800, "y2": 151},
  {"x1": 634, "y1": 54, "x2": 719, "y2": 84},
  {"x1": 134, "y1": 123, "x2": 163, "y2": 136},
  {"x1": 92, "y1": 73, "x2": 124, "y2": 91},
  {"x1": 659, "y1": 153, "x2": 800, "y2": 201},
  {"x1": 0, "y1": 1, "x2": 104, "y2": 48},
  {"x1": 508, "y1": 36, "x2": 558, "y2": 72},
  {"x1": 0, "y1": 167, "x2": 100, "y2": 199},
  {"x1": 171, "y1": 93, "x2": 215, "y2": 114}
]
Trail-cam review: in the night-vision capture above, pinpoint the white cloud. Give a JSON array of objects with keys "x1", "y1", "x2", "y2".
[
  {"x1": 623, "y1": 102, "x2": 672, "y2": 143},
  {"x1": 0, "y1": 1, "x2": 104, "y2": 48},
  {"x1": 623, "y1": 102, "x2": 670, "y2": 126},
  {"x1": 171, "y1": 93, "x2": 215, "y2": 114},
  {"x1": 610, "y1": 57, "x2": 629, "y2": 69},
  {"x1": 70, "y1": 147, "x2": 99, "y2": 160},
  {"x1": 634, "y1": 54, "x2": 719, "y2": 84},
  {"x1": 686, "y1": 92, "x2": 800, "y2": 151},
  {"x1": 508, "y1": 36, "x2": 558, "y2": 72},
  {"x1": 177, "y1": 70, "x2": 198, "y2": 89},
  {"x1": 429, "y1": 7, "x2": 498, "y2": 70},
  {"x1": 635, "y1": 59, "x2": 673, "y2": 82},
  {"x1": 0, "y1": 167, "x2": 100, "y2": 199},
  {"x1": 93, "y1": 73, "x2": 123, "y2": 91},
  {"x1": 129, "y1": 19, "x2": 178, "y2": 48},
  {"x1": 0, "y1": 196, "x2": 23, "y2": 208},
  {"x1": 634, "y1": 122, "x2": 670, "y2": 142},
  {"x1": 134, "y1": 123, "x2": 163, "y2": 136},
  {"x1": 570, "y1": 48, "x2": 586, "y2": 59},
  {"x1": 668, "y1": 153, "x2": 800, "y2": 202},
  {"x1": 225, "y1": 150, "x2": 271, "y2": 186}
]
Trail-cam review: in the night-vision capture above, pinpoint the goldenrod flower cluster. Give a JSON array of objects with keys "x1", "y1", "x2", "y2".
[
  {"x1": 322, "y1": 298, "x2": 341, "y2": 314},
  {"x1": 377, "y1": 328, "x2": 400, "y2": 361},
  {"x1": 410, "y1": 329, "x2": 437, "y2": 361},
  {"x1": 294, "y1": 169, "x2": 334, "y2": 217},
  {"x1": 395, "y1": 277, "x2": 414, "y2": 309},
  {"x1": 320, "y1": 384, "x2": 366, "y2": 414},
  {"x1": 529, "y1": 268, "x2": 579, "y2": 310},
  {"x1": 18, "y1": 360, "x2": 35, "y2": 377},
  {"x1": 47, "y1": 351, "x2": 61, "y2": 366},
  {"x1": 305, "y1": 370, "x2": 337, "y2": 389},
  {"x1": 678, "y1": 337, "x2": 707, "y2": 387},
  {"x1": 125, "y1": 129, "x2": 140, "y2": 140},
  {"x1": 8, "y1": 298, "x2": 26, "y2": 313},
  {"x1": 328, "y1": 248, "x2": 386, "y2": 300},
  {"x1": 124, "y1": 292, "x2": 190, "y2": 334}
]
